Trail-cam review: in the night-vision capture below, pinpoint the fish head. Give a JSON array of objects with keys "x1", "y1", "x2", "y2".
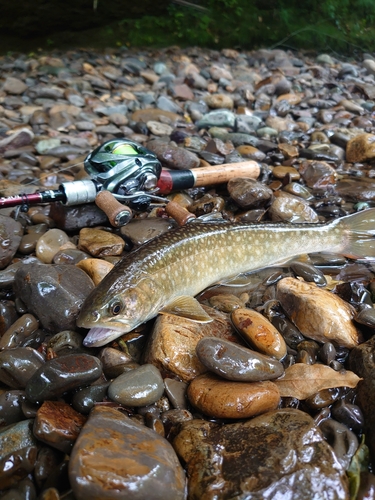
[{"x1": 76, "y1": 276, "x2": 160, "y2": 347}]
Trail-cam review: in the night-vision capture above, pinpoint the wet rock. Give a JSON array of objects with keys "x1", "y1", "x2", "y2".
[
  {"x1": 0, "y1": 419, "x2": 37, "y2": 461},
  {"x1": 131, "y1": 108, "x2": 181, "y2": 125},
  {"x1": 207, "y1": 293, "x2": 245, "y2": 313},
  {"x1": 173, "y1": 409, "x2": 349, "y2": 499},
  {"x1": 13, "y1": 263, "x2": 95, "y2": 332},
  {"x1": 25, "y1": 353, "x2": 102, "y2": 403},
  {"x1": 228, "y1": 177, "x2": 273, "y2": 209},
  {"x1": 0, "y1": 314, "x2": 39, "y2": 351},
  {"x1": 78, "y1": 228, "x2": 125, "y2": 257},
  {"x1": 69, "y1": 406, "x2": 186, "y2": 500},
  {"x1": 0, "y1": 347, "x2": 44, "y2": 388},
  {"x1": 164, "y1": 378, "x2": 188, "y2": 410},
  {"x1": 108, "y1": 364, "x2": 164, "y2": 407},
  {"x1": 299, "y1": 160, "x2": 337, "y2": 189},
  {"x1": 147, "y1": 139, "x2": 200, "y2": 169},
  {"x1": 195, "y1": 337, "x2": 284, "y2": 381},
  {"x1": 35, "y1": 228, "x2": 70, "y2": 264},
  {"x1": 349, "y1": 336, "x2": 375, "y2": 466},
  {"x1": 0, "y1": 390, "x2": 26, "y2": 426},
  {"x1": 277, "y1": 277, "x2": 362, "y2": 348},
  {"x1": 120, "y1": 217, "x2": 176, "y2": 246},
  {"x1": 269, "y1": 192, "x2": 319, "y2": 223},
  {"x1": 71, "y1": 382, "x2": 110, "y2": 414},
  {"x1": 187, "y1": 372, "x2": 280, "y2": 419},
  {"x1": 76, "y1": 258, "x2": 114, "y2": 285},
  {"x1": 0, "y1": 215, "x2": 23, "y2": 269},
  {"x1": 33, "y1": 401, "x2": 86, "y2": 454},
  {"x1": 143, "y1": 305, "x2": 239, "y2": 382},
  {"x1": 346, "y1": 133, "x2": 375, "y2": 162},
  {"x1": 231, "y1": 308, "x2": 287, "y2": 359}
]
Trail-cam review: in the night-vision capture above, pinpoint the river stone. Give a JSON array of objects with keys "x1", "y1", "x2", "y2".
[
  {"x1": 231, "y1": 308, "x2": 287, "y2": 359},
  {"x1": 25, "y1": 353, "x2": 102, "y2": 403},
  {"x1": 76, "y1": 258, "x2": 114, "y2": 285},
  {"x1": 346, "y1": 133, "x2": 375, "y2": 162},
  {"x1": 277, "y1": 277, "x2": 362, "y2": 348},
  {"x1": 227, "y1": 177, "x2": 273, "y2": 209},
  {"x1": 3, "y1": 77, "x2": 27, "y2": 95},
  {"x1": 0, "y1": 347, "x2": 45, "y2": 389},
  {"x1": 131, "y1": 108, "x2": 181, "y2": 125},
  {"x1": 147, "y1": 139, "x2": 200, "y2": 170},
  {"x1": 195, "y1": 337, "x2": 284, "y2": 381},
  {"x1": 143, "y1": 305, "x2": 241, "y2": 382},
  {"x1": 78, "y1": 228, "x2": 125, "y2": 257},
  {"x1": 108, "y1": 364, "x2": 164, "y2": 407},
  {"x1": 69, "y1": 406, "x2": 186, "y2": 500},
  {"x1": 0, "y1": 215, "x2": 23, "y2": 269},
  {"x1": 173, "y1": 409, "x2": 349, "y2": 499},
  {"x1": 187, "y1": 372, "x2": 279, "y2": 419},
  {"x1": 349, "y1": 336, "x2": 375, "y2": 467},
  {"x1": 0, "y1": 390, "x2": 25, "y2": 426},
  {"x1": 205, "y1": 93, "x2": 234, "y2": 109},
  {"x1": 13, "y1": 263, "x2": 95, "y2": 332},
  {"x1": 299, "y1": 160, "x2": 337, "y2": 189},
  {"x1": 33, "y1": 400, "x2": 87, "y2": 453},
  {"x1": 0, "y1": 419, "x2": 37, "y2": 462},
  {"x1": 269, "y1": 192, "x2": 319, "y2": 223},
  {"x1": 196, "y1": 109, "x2": 236, "y2": 129},
  {"x1": 120, "y1": 217, "x2": 176, "y2": 246},
  {"x1": 35, "y1": 228, "x2": 70, "y2": 263}
]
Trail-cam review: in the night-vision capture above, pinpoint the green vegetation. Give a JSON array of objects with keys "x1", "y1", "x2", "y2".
[{"x1": 116, "y1": 0, "x2": 375, "y2": 55}]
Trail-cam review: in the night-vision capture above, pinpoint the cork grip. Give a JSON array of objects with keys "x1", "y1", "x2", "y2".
[
  {"x1": 192, "y1": 160, "x2": 260, "y2": 186},
  {"x1": 95, "y1": 190, "x2": 132, "y2": 227},
  {"x1": 165, "y1": 200, "x2": 196, "y2": 226}
]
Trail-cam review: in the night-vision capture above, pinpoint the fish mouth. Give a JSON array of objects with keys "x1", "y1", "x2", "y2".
[{"x1": 82, "y1": 326, "x2": 126, "y2": 347}]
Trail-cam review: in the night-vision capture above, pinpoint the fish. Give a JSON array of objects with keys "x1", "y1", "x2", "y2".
[{"x1": 76, "y1": 208, "x2": 375, "y2": 347}]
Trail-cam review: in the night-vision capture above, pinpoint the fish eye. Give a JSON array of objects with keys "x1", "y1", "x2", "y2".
[{"x1": 110, "y1": 300, "x2": 123, "y2": 316}]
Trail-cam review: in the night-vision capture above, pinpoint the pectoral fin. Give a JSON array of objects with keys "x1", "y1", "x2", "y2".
[{"x1": 160, "y1": 296, "x2": 213, "y2": 322}]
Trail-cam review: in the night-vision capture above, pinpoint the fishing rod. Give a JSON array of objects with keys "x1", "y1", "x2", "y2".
[{"x1": 0, "y1": 139, "x2": 260, "y2": 226}]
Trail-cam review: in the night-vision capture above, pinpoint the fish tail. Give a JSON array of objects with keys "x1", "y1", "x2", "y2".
[{"x1": 337, "y1": 208, "x2": 375, "y2": 259}]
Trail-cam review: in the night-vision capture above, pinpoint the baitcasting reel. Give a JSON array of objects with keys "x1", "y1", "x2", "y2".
[{"x1": 84, "y1": 139, "x2": 163, "y2": 211}]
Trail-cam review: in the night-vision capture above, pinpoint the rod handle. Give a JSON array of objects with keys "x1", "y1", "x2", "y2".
[
  {"x1": 193, "y1": 160, "x2": 260, "y2": 186},
  {"x1": 95, "y1": 190, "x2": 132, "y2": 227}
]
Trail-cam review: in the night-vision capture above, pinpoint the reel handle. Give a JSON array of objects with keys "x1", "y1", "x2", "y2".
[{"x1": 95, "y1": 190, "x2": 133, "y2": 227}]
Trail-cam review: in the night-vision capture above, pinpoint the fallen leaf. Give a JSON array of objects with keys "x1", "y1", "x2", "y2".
[{"x1": 274, "y1": 363, "x2": 361, "y2": 399}]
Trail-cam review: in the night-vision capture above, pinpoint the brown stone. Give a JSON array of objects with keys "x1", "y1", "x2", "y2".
[
  {"x1": 33, "y1": 401, "x2": 86, "y2": 453},
  {"x1": 231, "y1": 308, "x2": 287, "y2": 359},
  {"x1": 272, "y1": 165, "x2": 300, "y2": 181},
  {"x1": 131, "y1": 108, "x2": 182, "y2": 124},
  {"x1": 69, "y1": 406, "x2": 186, "y2": 500},
  {"x1": 187, "y1": 372, "x2": 280, "y2": 419},
  {"x1": 277, "y1": 277, "x2": 362, "y2": 348},
  {"x1": 173, "y1": 409, "x2": 349, "y2": 499},
  {"x1": 143, "y1": 305, "x2": 241, "y2": 382},
  {"x1": 205, "y1": 93, "x2": 234, "y2": 109},
  {"x1": 346, "y1": 133, "x2": 375, "y2": 162},
  {"x1": 76, "y1": 258, "x2": 114, "y2": 285},
  {"x1": 78, "y1": 228, "x2": 125, "y2": 257}
]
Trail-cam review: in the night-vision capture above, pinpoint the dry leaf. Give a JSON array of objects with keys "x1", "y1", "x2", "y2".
[{"x1": 274, "y1": 363, "x2": 361, "y2": 400}]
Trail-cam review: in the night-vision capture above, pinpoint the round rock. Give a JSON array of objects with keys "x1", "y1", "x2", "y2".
[
  {"x1": 69, "y1": 406, "x2": 186, "y2": 500},
  {"x1": 195, "y1": 337, "x2": 284, "y2": 381},
  {"x1": 108, "y1": 364, "x2": 164, "y2": 407},
  {"x1": 187, "y1": 372, "x2": 280, "y2": 419}
]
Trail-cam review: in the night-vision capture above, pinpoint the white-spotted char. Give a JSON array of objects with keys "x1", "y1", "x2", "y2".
[{"x1": 76, "y1": 209, "x2": 375, "y2": 346}]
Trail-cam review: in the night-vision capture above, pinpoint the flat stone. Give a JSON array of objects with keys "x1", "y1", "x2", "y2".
[
  {"x1": 78, "y1": 228, "x2": 125, "y2": 257},
  {"x1": 173, "y1": 409, "x2": 349, "y2": 499},
  {"x1": 131, "y1": 108, "x2": 181, "y2": 124},
  {"x1": 69, "y1": 406, "x2": 186, "y2": 500},
  {"x1": 33, "y1": 400, "x2": 87, "y2": 453},
  {"x1": 187, "y1": 372, "x2": 280, "y2": 419},
  {"x1": 108, "y1": 364, "x2": 164, "y2": 407},
  {"x1": 277, "y1": 277, "x2": 362, "y2": 348},
  {"x1": 3, "y1": 77, "x2": 27, "y2": 95},
  {"x1": 143, "y1": 305, "x2": 241, "y2": 382}
]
